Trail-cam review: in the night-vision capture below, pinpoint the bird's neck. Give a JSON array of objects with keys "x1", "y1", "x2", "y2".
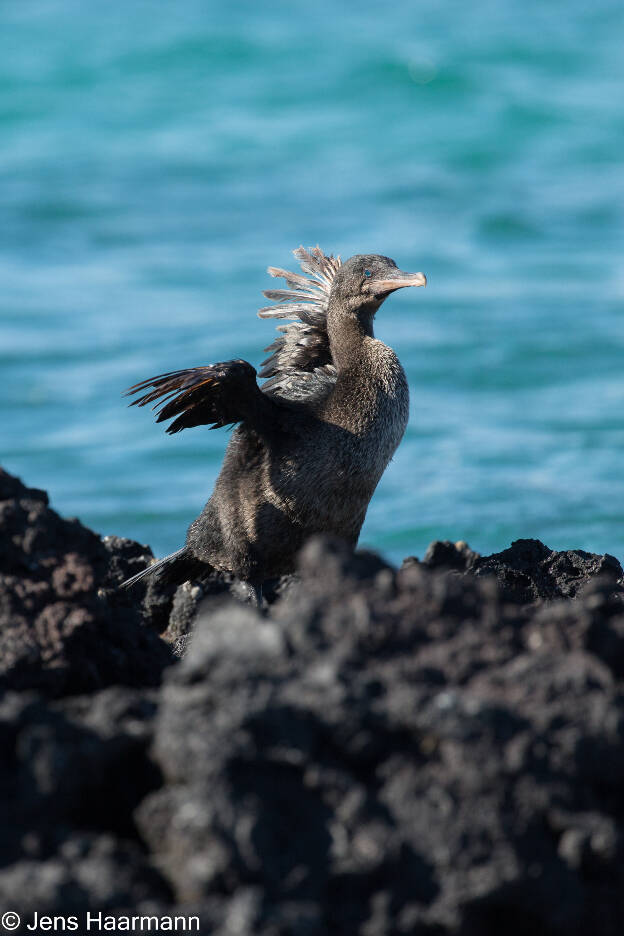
[{"x1": 326, "y1": 302, "x2": 377, "y2": 373}]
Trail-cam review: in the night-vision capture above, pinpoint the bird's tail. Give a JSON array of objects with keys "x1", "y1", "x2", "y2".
[{"x1": 119, "y1": 546, "x2": 206, "y2": 590}]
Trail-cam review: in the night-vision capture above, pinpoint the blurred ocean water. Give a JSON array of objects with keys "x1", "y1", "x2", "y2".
[{"x1": 2, "y1": 0, "x2": 623, "y2": 564}]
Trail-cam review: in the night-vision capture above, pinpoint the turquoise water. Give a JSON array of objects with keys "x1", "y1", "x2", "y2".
[{"x1": 2, "y1": 0, "x2": 624, "y2": 565}]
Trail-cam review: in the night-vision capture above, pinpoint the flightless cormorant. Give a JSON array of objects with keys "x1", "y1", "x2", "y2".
[{"x1": 121, "y1": 247, "x2": 426, "y2": 603}]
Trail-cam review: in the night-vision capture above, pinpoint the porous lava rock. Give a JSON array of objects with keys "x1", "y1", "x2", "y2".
[
  {"x1": 471, "y1": 537, "x2": 623, "y2": 602},
  {"x1": 132, "y1": 538, "x2": 624, "y2": 934},
  {"x1": 0, "y1": 686, "x2": 173, "y2": 924},
  {"x1": 0, "y1": 468, "x2": 172, "y2": 697},
  {"x1": 2, "y1": 466, "x2": 624, "y2": 934}
]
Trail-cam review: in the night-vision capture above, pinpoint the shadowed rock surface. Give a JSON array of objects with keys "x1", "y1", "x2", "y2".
[
  {"x1": 2, "y1": 466, "x2": 624, "y2": 934},
  {"x1": 0, "y1": 468, "x2": 173, "y2": 697}
]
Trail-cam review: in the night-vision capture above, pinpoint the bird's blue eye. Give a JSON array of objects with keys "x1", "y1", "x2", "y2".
[{"x1": 364, "y1": 269, "x2": 372, "y2": 277}]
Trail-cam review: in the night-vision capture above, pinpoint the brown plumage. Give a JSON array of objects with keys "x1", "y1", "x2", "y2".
[{"x1": 121, "y1": 247, "x2": 426, "y2": 602}]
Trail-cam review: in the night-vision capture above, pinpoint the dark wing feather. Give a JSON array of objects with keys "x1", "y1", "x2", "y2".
[
  {"x1": 257, "y1": 246, "x2": 340, "y2": 403},
  {"x1": 125, "y1": 360, "x2": 284, "y2": 434}
]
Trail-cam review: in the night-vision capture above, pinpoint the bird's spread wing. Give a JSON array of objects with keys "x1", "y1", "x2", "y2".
[
  {"x1": 257, "y1": 246, "x2": 340, "y2": 403},
  {"x1": 125, "y1": 360, "x2": 286, "y2": 435}
]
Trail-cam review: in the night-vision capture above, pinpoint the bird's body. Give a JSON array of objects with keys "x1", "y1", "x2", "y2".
[
  {"x1": 189, "y1": 337, "x2": 409, "y2": 582},
  {"x1": 122, "y1": 248, "x2": 425, "y2": 595}
]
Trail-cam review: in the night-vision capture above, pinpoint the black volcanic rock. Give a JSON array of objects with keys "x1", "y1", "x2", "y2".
[
  {"x1": 472, "y1": 537, "x2": 623, "y2": 602},
  {"x1": 0, "y1": 688, "x2": 172, "y2": 923},
  {"x1": 0, "y1": 468, "x2": 172, "y2": 697},
  {"x1": 2, "y1": 467, "x2": 624, "y2": 934},
  {"x1": 423, "y1": 537, "x2": 480, "y2": 572},
  {"x1": 129, "y1": 538, "x2": 624, "y2": 934}
]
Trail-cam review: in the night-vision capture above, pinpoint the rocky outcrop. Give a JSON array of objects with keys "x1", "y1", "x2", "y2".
[
  {"x1": 2, "y1": 466, "x2": 624, "y2": 934},
  {"x1": 0, "y1": 469, "x2": 172, "y2": 697}
]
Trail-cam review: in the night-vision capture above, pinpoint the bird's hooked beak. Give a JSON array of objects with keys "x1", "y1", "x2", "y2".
[{"x1": 367, "y1": 270, "x2": 427, "y2": 296}]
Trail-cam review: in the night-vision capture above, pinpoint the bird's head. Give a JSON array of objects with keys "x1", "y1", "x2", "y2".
[{"x1": 329, "y1": 254, "x2": 426, "y2": 320}]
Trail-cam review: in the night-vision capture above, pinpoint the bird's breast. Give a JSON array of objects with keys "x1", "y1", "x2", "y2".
[{"x1": 322, "y1": 347, "x2": 409, "y2": 466}]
